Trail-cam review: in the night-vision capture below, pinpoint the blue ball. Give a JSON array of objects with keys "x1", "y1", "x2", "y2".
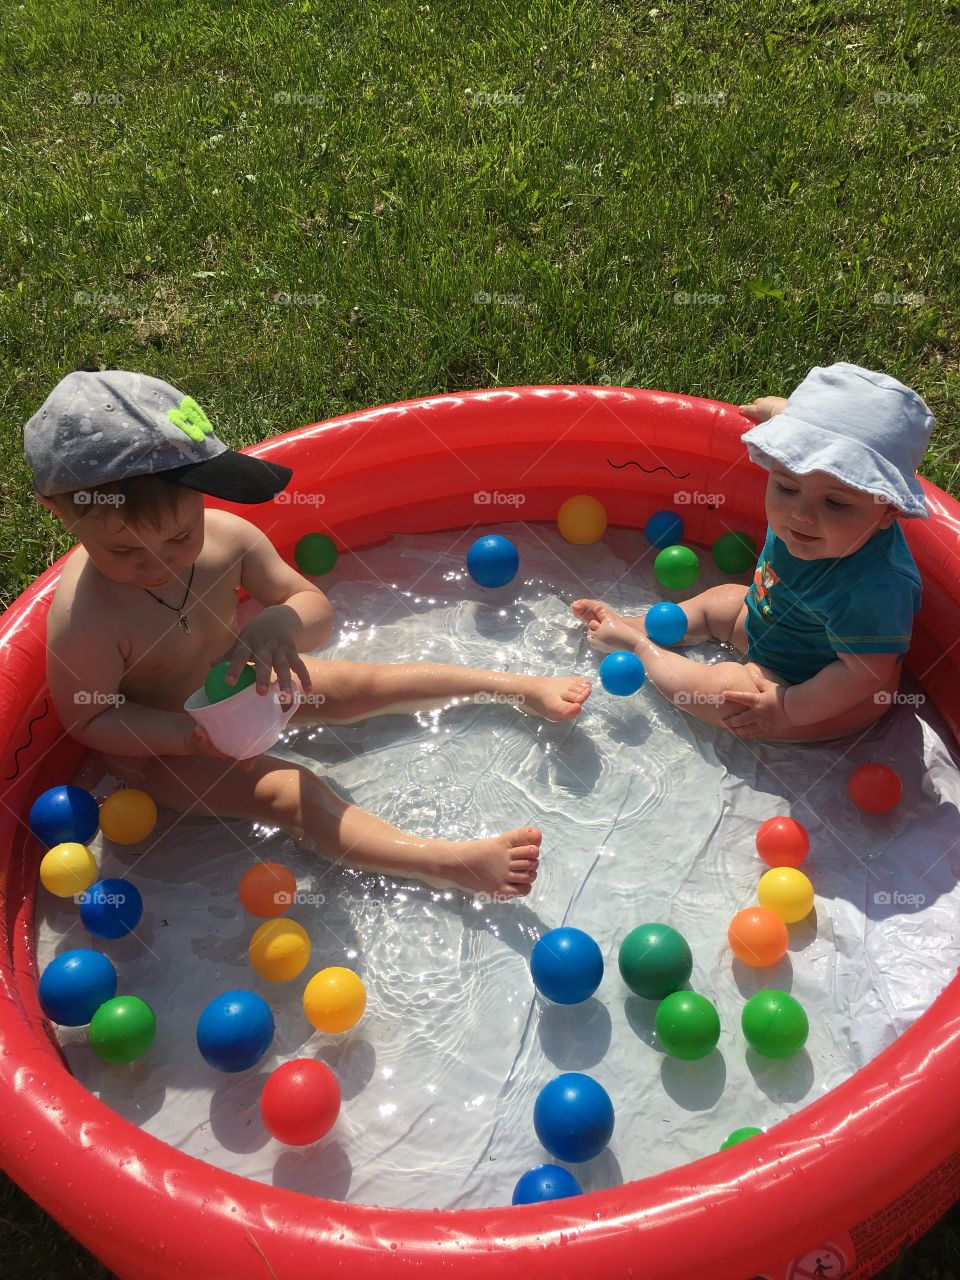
[
  {"x1": 79, "y1": 878, "x2": 143, "y2": 940},
  {"x1": 599, "y1": 651, "x2": 645, "y2": 696},
  {"x1": 466, "y1": 535, "x2": 519, "y2": 588},
  {"x1": 512, "y1": 1164, "x2": 583, "y2": 1205},
  {"x1": 28, "y1": 785, "x2": 99, "y2": 848},
  {"x1": 645, "y1": 510, "x2": 685, "y2": 550},
  {"x1": 534, "y1": 1072, "x2": 615, "y2": 1163},
  {"x1": 531, "y1": 927, "x2": 604, "y2": 1005},
  {"x1": 38, "y1": 948, "x2": 117, "y2": 1026},
  {"x1": 644, "y1": 602, "x2": 688, "y2": 647},
  {"x1": 197, "y1": 989, "x2": 275, "y2": 1073}
]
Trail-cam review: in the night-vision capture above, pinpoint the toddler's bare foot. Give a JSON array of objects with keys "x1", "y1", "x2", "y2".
[
  {"x1": 427, "y1": 826, "x2": 542, "y2": 898},
  {"x1": 516, "y1": 675, "x2": 592, "y2": 721},
  {"x1": 571, "y1": 600, "x2": 643, "y2": 654}
]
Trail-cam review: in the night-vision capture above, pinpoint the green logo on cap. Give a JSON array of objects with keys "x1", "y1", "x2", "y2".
[{"x1": 167, "y1": 395, "x2": 214, "y2": 442}]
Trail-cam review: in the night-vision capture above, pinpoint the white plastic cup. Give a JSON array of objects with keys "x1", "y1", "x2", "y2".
[{"x1": 183, "y1": 679, "x2": 302, "y2": 760}]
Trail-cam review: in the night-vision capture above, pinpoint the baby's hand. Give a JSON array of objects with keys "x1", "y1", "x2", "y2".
[
  {"x1": 188, "y1": 724, "x2": 258, "y2": 772},
  {"x1": 213, "y1": 609, "x2": 312, "y2": 698},
  {"x1": 718, "y1": 677, "x2": 791, "y2": 740},
  {"x1": 738, "y1": 396, "x2": 789, "y2": 423}
]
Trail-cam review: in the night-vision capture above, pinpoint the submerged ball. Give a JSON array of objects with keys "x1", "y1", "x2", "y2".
[
  {"x1": 204, "y1": 661, "x2": 256, "y2": 704},
  {"x1": 530, "y1": 927, "x2": 604, "y2": 1005},
  {"x1": 90, "y1": 995, "x2": 157, "y2": 1064},
  {"x1": 512, "y1": 1164, "x2": 583, "y2": 1205},
  {"x1": 38, "y1": 949, "x2": 117, "y2": 1026},
  {"x1": 557, "y1": 495, "x2": 608, "y2": 545},
  {"x1": 741, "y1": 990, "x2": 809, "y2": 1059},
  {"x1": 755, "y1": 816, "x2": 809, "y2": 868},
  {"x1": 79, "y1": 878, "x2": 143, "y2": 940},
  {"x1": 757, "y1": 867, "x2": 814, "y2": 924},
  {"x1": 645, "y1": 510, "x2": 685, "y2": 550},
  {"x1": 654, "y1": 545, "x2": 699, "y2": 591},
  {"x1": 654, "y1": 991, "x2": 721, "y2": 1060},
  {"x1": 599, "y1": 651, "x2": 645, "y2": 696},
  {"x1": 618, "y1": 924, "x2": 692, "y2": 1000},
  {"x1": 466, "y1": 535, "x2": 520, "y2": 588},
  {"x1": 239, "y1": 862, "x2": 297, "y2": 918},
  {"x1": 99, "y1": 789, "x2": 157, "y2": 845},
  {"x1": 303, "y1": 967, "x2": 366, "y2": 1033},
  {"x1": 260, "y1": 1058, "x2": 341, "y2": 1146},
  {"x1": 644, "y1": 602, "x2": 688, "y2": 647},
  {"x1": 533, "y1": 1073, "x2": 614, "y2": 1163},
  {"x1": 295, "y1": 532, "x2": 339, "y2": 576},
  {"x1": 712, "y1": 531, "x2": 757, "y2": 575},
  {"x1": 197, "y1": 989, "x2": 275, "y2": 1073},
  {"x1": 727, "y1": 907, "x2": 789, "y2": 968},
  {"x1": 29, "y1": 785, "x2": 99, "y2": 848},
  {"x1": 39, "y1": 842, "x2": 97, "y2": 898},
  {"x1": 848, "y1": 763, "x2": 902, "y2": 814},
  {"x1": 249, "y1": 918, "x2": 311, "y2": 983}
]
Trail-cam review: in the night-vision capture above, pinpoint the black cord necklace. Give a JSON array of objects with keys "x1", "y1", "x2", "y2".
[{"x1": 142, "y1": 563, "x2": 196, "y2": 633}]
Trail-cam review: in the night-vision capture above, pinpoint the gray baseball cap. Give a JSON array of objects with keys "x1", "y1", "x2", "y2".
[{"x1": 24, "y1": 368, "x2": 292, "y2": 503}]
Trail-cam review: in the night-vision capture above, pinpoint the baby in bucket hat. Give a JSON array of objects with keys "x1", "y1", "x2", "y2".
[{"x1": 572, "y1": 362, "x2": 934, "y2": 743}]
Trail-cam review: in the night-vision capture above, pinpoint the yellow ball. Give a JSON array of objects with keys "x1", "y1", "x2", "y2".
[
  {"x1": 758, "y1": 867, "x2": 815, "y2": 924},
  {"x1": 39, "y1": 842, "x2": 98, "y2": 898},
  {"x1": 99, "y1": 789, "x2": 158, "y2": 845},
  {"x1": 303, "y1": 966, "x2": 366, "y2": 1033},
  {"x1": 557, "y1": 495, "x2": 608, "y2": 545},
  {"x1": 249, "y1": 918, "x2": 311, "y2": 983}
]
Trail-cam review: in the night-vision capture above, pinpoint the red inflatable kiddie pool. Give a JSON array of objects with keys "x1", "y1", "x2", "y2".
[{"x1": 2, "y1": 386, "x2": 959, "y2": 1279}]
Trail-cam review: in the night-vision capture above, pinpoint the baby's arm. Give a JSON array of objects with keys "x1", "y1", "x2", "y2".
[
  {"x1": 738, "y1": 396, "x2": 789, "y2": 422},
  {"x1": 782, "y1": 652, "x2": 899, "y2": 726}
]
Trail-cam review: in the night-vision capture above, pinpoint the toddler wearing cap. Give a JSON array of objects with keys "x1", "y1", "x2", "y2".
[
  {"x1": 572, "y1": 362, "x2": 932, "y2": 743},
  {"x1": 26, "y1": 369, "x2": 594, "y2": 897}
]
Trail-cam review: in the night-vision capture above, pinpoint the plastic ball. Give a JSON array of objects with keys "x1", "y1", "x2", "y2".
[
  {"x1": 260, "y1": 1058, "x2": 341, "y2": 1146},
  {"x1": 295, "y1": 532, "x2": 339, "y2": 576},
  {"x1": 204, "y1": 661, "x2": 256, "y2": 704},
  {"x1": 530, "y1": 928, "x2": 604, "y2": 1005},
  {"x1": 720, "y1": 1126, "x2": 763, "y2": 1150},
  {"x1": 533, "y1": 1073, "x2": 615, "y2": 1163},
  {"x1": 39, "y1": 842, "x2": 97, "y2": 898},
  {"x1": 654, "y1": 545, "x2": 699, "y2": 591},
  {"x1": 741, "y1": 989, "x2": 809, "y2": 1059},
  {"x1": 249, "y1": 918, "x2": 311, "y2": 983},
  {"x1": 598, "y1": 651, "x2": 646, "y2": 697},
  {"x1": 466, "y1": 535, "x2": 520, "y2": 588},
  {"x1": 711, "y1": 531, "x2": 758, "y2": 575},
  {"x1": 79, "y1": 878, "x2": 143, "y2": 940},
  {"x1": 99, "y1": 788, "x2": 158, "y2": 845},
  {"x1": 727, "y1": 907, "x2": 789, "y2": 968},
  {"x1": 654, "y1": 991, "x2": 721, "y2": 1060},
  {"x1": 757, "y1": 867, "x2": 814, "y2": 924},
  {"x1": 644, "y1": 602, "x2": 688, "y2": 647},
  {"x1": 90, "y1": 995, "x2": 157, "y2": 1064},
  {"x1": 512, "y1": 1164, "x2": 583, "y2": 1205},
  {"x1": 848, "y1": 763, "x2": 902, "y2": 814},
  {"x1": 28, "y1": 785, "x2": 99, "y2": 848},
  {"x1": 197, "y1": 989, "x2": 275, "y2": 1073},
  {"x1": 239, "y1": 862, "x2": 297, "y2": 918},
  {"x1": 755, "y1": 816, "x2": 809, "y2": 868},
  {"x1": 38, "y1": 949, "x2": 117, "y2": 1026},
  {"x1": 645, "y1": 510, "x2": 685, "y2": 550},
  {"x1": 557, "y1": 495, "x2": 608, "y2": 545},
  {"x1": 618, "y1": 924, "x2": 693, "y2": 1000},
  {"x1": 303, "y1": 967, "x2": 366, "y2": 1034}
]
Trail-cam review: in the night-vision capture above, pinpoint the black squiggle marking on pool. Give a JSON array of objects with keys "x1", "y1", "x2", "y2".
[
  {"x1": 607, "y1": 458, "x2": 691, "y2": 480},
  {"x1": 4, "y1": 700, "x2": 52, "y2": 781}
]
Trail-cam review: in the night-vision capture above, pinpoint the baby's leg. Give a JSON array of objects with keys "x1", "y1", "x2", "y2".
[
  {"x1": 626, "y1": 638, "x2": 764, "y2": 730},
  {"x1": 572, "y1": 585, "x2": 748, "y2": 649},
  {"x1": 100, "y1": 752, "x2": 540, "y2": 899}
]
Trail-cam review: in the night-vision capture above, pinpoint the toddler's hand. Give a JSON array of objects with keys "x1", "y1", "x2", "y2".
[
  {"x1": 188, "y1": 724, "x2": 258, "y2": 772},
  {"x1": 738, "y1": 396, "x2": 789, "y2": 423},
  {"x1": 718, "y1": 677, "x2": 791, "y2": 740},
  {"x1": 212, "y1": 609, "x2": 313, "y2": 698}
]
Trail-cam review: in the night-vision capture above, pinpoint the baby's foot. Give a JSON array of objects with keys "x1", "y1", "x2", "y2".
[
  {"x1": 571, "y1": 600, "x2": 642, "y2": 654},
  {"x1": 429, "y1": 826, "x2": 542, "y2": 899},
  {"x1": 571, "y1": 598, "x2": 619, "y2": 627},
  {"x1": 517, "y1": 675, "x2": 593, "y2": 721}
]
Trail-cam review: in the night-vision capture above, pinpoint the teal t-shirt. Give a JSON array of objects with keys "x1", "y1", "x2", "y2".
[{"x1": 743, "y1": 523, "x2": 922, "y2": 685}]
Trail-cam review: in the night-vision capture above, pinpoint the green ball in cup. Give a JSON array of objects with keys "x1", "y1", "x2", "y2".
[
  {"x1": 295, "y1": 533, "x2": 339, "y2": 576},
  {"x1": 712, "y1": 531, "x2": 757, "y2": 575},
  {"x1": 204, "y1": 661, "x2": 257, "y2": 705},
  {"x1": 618, "y1": 923, "x2": 693, "y2": 1000},
  {"x1": 654, "y1": 545, "x2": 699, "y2": 591},
  {"x1": 89, "y1": 995, "x2": 157, "y2": 1064}
]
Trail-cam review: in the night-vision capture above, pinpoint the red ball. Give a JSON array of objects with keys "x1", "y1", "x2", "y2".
[
  {"x1": 848, "y1": 763, "x2": 902, "y2": 814},
  {"x1": 260, "y1": 1058, "x2": 341, "y2": 1146},
  {"x1": 755, "y1": 816, "x2": 809, "y2": 868}
]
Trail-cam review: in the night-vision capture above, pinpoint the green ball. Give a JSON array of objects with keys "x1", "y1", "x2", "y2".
[
  {"x1": 720, "y1": 1126, "x2": 763, "y2": 1150},
  {"x1": 204, "y1": 661, "x2": 256, "y2": 704},
  {"x1": 89, "y1": 995, "x2": 156, "y2": 1064},
  {"x1": 655, "y1": 991, "x2": 721, "y2": 1060},
  {"x1": 741, "y1": 989, "x2": 809, "y2": 1059},
  {"x1": 618, "y1": 923, "x2": 693, "y2": 1000},
  {"x1": 654, "y1": 545, "x2": 699, "y2": 591},
  {"x1": 712, "y1": 531, "x2": 758, "y2": 575},
  {"x1": 295, "y1": 532, "x2": 339, "y2": 576}
]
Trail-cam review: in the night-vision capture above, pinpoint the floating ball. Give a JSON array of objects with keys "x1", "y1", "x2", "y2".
[
  {"x1": 90, "y1": 995, "x2": 157, "y2": 1064},
  {"x1": 79, "y1": 878, "x2": 143, "y2": 940},
  {"x1": 755, "y1": 816, "x2": 809, "y2": 868},
  {"x1": 28, "y1": 785, "x2": 99, "y2": 848},
  {"x1": 531, "y1": 928, "x2": 604, "y2": 1005},
  {"x1": 39, "y1": 842, "x2": 97, "y2": 898},
  {"x1": 712, "y1": 531, "x2": 758, "y2": 575},
  {"x1": 260, "y1": 1058, "x2": 341, "y2": 1146},
  {"x1": 38, "y1": 949, "x2": 117, "y2": 1026},
  {"x1": 728, "y1": 907, "x2": 789, "y2": 968},
  {"x1": 250, "y1": 918, "x2": 311, "y2": 983},
  {"x1": 197, "y1": 989, "x2": 275, "y2": 1073},
  {"x1": 557, "y1": 495, "x2": 608, "y2": 545},
  {"x1": 512, "y1": 1164, "x2": 583, "y2": 1205},
  {"x1": 303, "y1": 967, "x2": 366, "y2": 1034},
  {"x1": 99, "y1": 788, "x2": 158, "y2": 845},
  {"x1": 645, "y1": 510, "x2": 685, "y2": 550},
  {"x1": 654, "y1": 545, "x2": 699, "y2": 591},
  {"x1": 757, "y1": 867, "x2": 814, "y2": 924},
  {"x1": 598, "y1": 651, "x2": 646, "y2": 697},
  {"x1": 848, "y1": 763, "x2": 902, "y2": 814},
  {"x1": 644, "y1": 602, "x2": 688, "y2": 647},
  {"x1": 741, "y1": 989, "x2": 809, "y2": 1059},
  {"x1": 466, "y1": 535, "x2": 519, "y2": 588},
  {"x1": 654, "y1": 991, "x2": 721, "y2": 1060},
  {"x1": 295, "y1": 532, "x2": 339, "y2": 576},
  {"x1": 204, "y1": 661, "x2": 257, "y2": 704},
  {"x1": 720, "y1": 1127, "x2": 763, "y2": 1150},
  {"x1": 618, "y1": 924, "x2": 693, "y2": 1000},
  {"x1": 239, "y1": 862, "x2": 297, "y2": 918},
  {"x1": 533, "y1": 1073, "x2": 614, "y2": 1163}
]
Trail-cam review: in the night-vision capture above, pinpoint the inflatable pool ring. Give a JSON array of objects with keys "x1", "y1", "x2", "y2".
[{"x1": 2, "y1": 385, "x2": 960, "y2": 1279}]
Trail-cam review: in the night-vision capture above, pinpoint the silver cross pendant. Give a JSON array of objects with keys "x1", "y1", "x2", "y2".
[{"x1": 178, "y1": 613, "x2": 191, "y2": 634}]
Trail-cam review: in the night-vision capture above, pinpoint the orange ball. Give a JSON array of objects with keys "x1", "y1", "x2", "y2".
[
  {"x1": 756, "y1": 816, "x2": 809, "y2": 868},
  {"x1": 728, "y1": 907, "x2": 789, "y2": 967},
  {"x1": 239, "y1": 862, "x2": 297, "y2": 918}
]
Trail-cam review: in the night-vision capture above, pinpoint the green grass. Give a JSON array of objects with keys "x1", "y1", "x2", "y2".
[{"x1": 1, "y1": 0, "x2": 958, "y2": 1272}]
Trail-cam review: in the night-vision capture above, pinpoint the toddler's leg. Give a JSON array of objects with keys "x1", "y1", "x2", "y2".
[{"x1": 572, "y1": 584, "x2": 747, "y2": 649}]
